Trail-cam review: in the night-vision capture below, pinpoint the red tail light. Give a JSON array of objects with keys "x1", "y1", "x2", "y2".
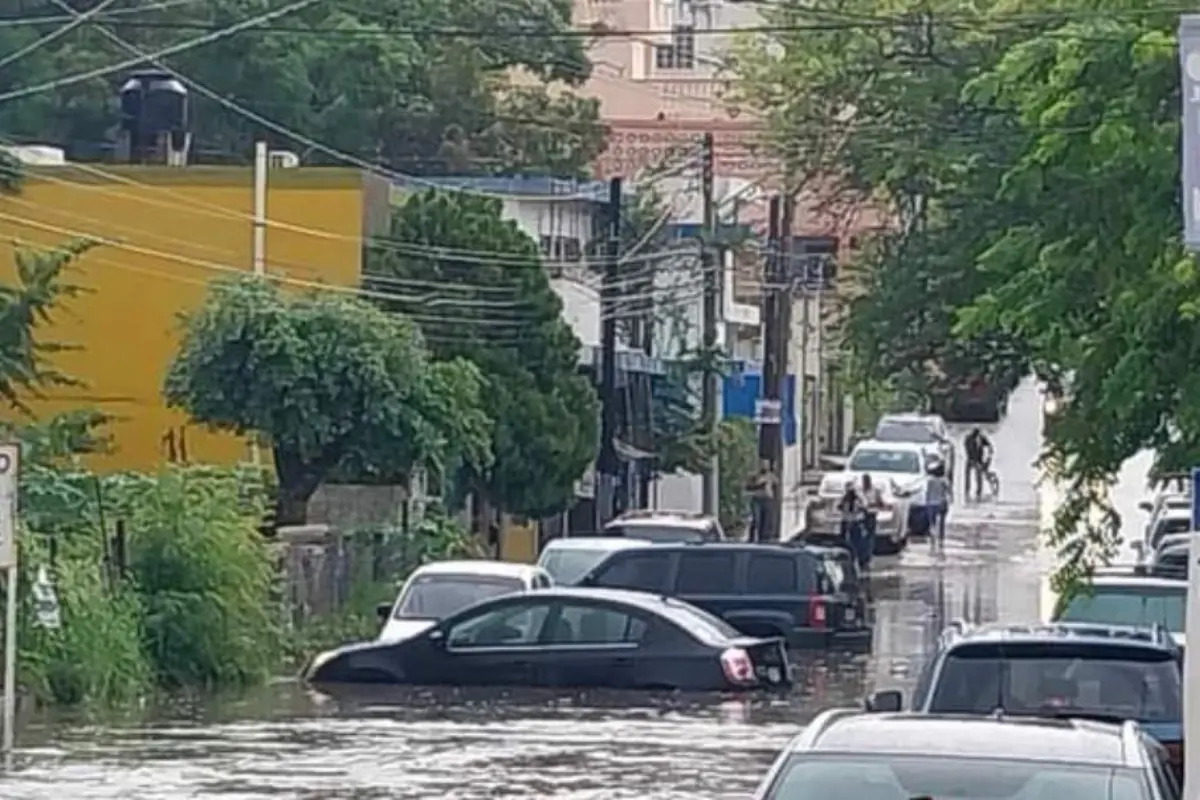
[
  {"x1": 808, "y1": 597, "x2": 827, "y2": 629},
  {"x1": 720, "y1": 647, "x2": 755, "y2": 684}
]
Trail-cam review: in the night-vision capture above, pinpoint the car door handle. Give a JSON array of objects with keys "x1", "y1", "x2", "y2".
[{"x1": 613, "y1": 657, "x2": 634, "y2": 666}]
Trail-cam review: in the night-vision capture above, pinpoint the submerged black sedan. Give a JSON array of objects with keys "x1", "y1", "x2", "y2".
[{"x1": 305, "y1": 587, "x2": 791, "y2": 692}]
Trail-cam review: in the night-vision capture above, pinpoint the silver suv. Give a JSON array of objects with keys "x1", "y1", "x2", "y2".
[{"x1": 753, "y1": 709, "x2": 1180, "y2": 799}]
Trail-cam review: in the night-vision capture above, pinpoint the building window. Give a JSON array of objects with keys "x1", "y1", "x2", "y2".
[
  {"x1": 791, "y1": 236, "x2": 838, "y2": 289},
  {"x1": 655, "y1": 26, "x2": 695, "y2": 70}
]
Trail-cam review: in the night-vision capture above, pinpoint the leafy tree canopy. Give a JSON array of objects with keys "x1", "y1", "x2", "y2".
[
  {"x1": 735, "y1": 0, "x2": 1192, "y2": 585},
  {"x1": 366, "y1": 190, "x2": 598, "y2": 519},
  {"x1": 163, "y1": 276, "x2": 491, "y2": 524},
  {"x1": 0, "y1": 0, "x2": 606, "y2": 176}
]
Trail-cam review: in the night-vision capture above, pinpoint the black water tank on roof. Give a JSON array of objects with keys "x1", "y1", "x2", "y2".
[{"x1": 119, "y1": 70, "x2": 188, "y2": 135}]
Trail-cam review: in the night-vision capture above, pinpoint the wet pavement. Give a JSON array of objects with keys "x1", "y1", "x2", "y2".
[{"x1": 0, "y1": 380, "x2": 1052, "y2": 799}]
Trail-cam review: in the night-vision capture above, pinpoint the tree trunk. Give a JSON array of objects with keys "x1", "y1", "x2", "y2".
[{"x1": 273, "y1": 448, "x2": 325, "y2": 526}]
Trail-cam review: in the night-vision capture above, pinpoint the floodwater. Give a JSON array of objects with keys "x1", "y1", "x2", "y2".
[{"x1": 0, "y1": 382, "x2": 1052, "y2": 799}]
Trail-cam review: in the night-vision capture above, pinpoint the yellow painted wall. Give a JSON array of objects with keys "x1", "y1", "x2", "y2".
[{"x1": 0, "y1": 165, "x2": 366, "y2": 472}]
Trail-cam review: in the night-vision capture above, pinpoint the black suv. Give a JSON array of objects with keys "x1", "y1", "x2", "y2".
[
  {"x1": 865, "y1": 621, "x2": 1184, "y2": 780},
  {"x1": 577, "y1": 543, "x2": 870, "y2": 648}
]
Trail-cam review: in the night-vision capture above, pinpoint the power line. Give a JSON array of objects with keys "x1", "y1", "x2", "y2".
[
  {"x1": 0, "y1": 0, "x2": 325, "y2": 105},
  {"x1": 0, "y1": 0, "x2": 122, "y2": 72}
]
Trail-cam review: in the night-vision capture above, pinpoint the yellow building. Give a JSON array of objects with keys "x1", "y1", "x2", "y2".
[{"x1": 0, "y1": 164, "x2": 386, "y2": 471}]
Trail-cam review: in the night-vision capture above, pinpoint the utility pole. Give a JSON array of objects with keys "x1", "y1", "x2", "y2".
[
  {"x1": 756, "y1": 196, "x2": 782, "y2": 542},
  {"x1": 775, "y1": 194, "x2": 794, "y2": 537},
  {"x1": 250, "y1": 140, "x2": 268, "y2": 468},
  {"x1": 597, "y1": 177, "x2": 622, "y2": 531},
  {"x1": 700, "y1": 132, "x2": 721, "y2": 518}
]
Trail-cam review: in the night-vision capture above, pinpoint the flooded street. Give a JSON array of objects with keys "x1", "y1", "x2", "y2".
[{"x1": 0, "y1": 382, "x2": 1052, "y2": 798}]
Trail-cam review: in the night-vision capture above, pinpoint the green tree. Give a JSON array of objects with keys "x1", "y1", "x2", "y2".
[
  {"x1": 366, "y1": 190, "x2": 598, "y2": 518},
  {"x1": 0, "y1": 0, "x2": 606, "y2": 176},
  {"x1": 163, "y1": 276, "x2": 491, "y2": 524},
  {"x1": 728, "y1": 0, "x2": 1030, "y2": 403},
  {"x1": 954, "y1": 13, "x2": 1184, "y2": 587}
]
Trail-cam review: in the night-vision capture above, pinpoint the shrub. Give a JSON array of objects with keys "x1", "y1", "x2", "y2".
[
  {"x1": 16, "y1": 467, "x2": 150, "y2": 707},
  {"x1": 109, "y1": 466, "x2": 280, "y2": 688}
]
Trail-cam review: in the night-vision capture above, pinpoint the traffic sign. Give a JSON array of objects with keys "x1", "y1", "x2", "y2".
[
  {"x1": 754, "y1": 398, "x2": 782, "y2": 425},
  {"x1": 0, "y1": 444, "x2": 17, "y2": 570}
]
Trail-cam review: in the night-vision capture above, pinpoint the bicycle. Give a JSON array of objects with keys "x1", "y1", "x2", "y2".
[{"x1": 967, "y1": 461, "x2": 1000, "y2": 500}]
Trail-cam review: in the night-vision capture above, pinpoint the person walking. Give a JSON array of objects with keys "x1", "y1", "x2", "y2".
[
  {"x1": 837, "y1": 478, "x2": 866, "y2": 559},
  {"x1": 746, "y1": 460, "x2": 777, "y2": 541},
  {"x1": 858, "y1": 474, "x2": 883, "y2": 571},
  {"x1": 926, "y1": 458, "x2": 952, "y2": 553}
]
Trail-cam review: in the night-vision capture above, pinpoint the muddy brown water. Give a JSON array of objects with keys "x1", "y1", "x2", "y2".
[{"x1": 0, "y1": 384, "x2": 1049, "y2": 798}]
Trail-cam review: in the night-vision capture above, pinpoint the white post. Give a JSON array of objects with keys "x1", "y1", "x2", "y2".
[
  {"x1": 0, "y1": 443, "x2": 20, "y2": 756},
  {"x1": 250, "y1": 141, "x2": 268, "y2": 467},
  {"x1": 1186, "y1": 468, "x2": 1200, "y2": 794}
]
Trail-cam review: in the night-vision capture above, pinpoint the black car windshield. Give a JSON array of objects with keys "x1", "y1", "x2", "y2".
[
  {"x1": 929, "y1": 643, "x2": 1181, "y2": 723},
  {"x1": 605, "y1": 524, "x2": 708, "y2": 543},
  {"x1": 395, "y1": 574, "x2": 524, "y2": 620},
  {"x1": 848, "y1": 448, "x2": 921, "y2": 474},
  {"x1": 1058, "y1": 586, "x2": 1186, "y2": 633},
  {"x1": 763, "y1": 754, "x2": 1149, "y2": 799},
  {"x1": 875, "y1": 420, "x2": 939, "y2": 444}
]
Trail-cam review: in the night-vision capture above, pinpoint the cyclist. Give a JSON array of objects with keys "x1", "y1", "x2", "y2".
[{"x1": 963, "y1": 427, "x2": 994, "y2": 501}]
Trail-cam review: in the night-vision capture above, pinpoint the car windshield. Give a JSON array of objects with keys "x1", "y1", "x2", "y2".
[
  {"x1": 848, "y1": 448, "x2": 921, "y2": 474},
  {"x1": 763, "y1": 754, "x2": 1149, "y2": 799},
  {"x1": 605, "y1": 524, "x2": 707, "y2": 543},
  {"x1": 875, "y1": 420, "x2": 938, "y2": 444},
  {"x1": 1160, "y1": 516, "x2": 1191, "y2": 536},
  {"x1": 539, "y1": 547, "x2": 614, "y2": 585},
  {"x1": 1058, "y1": 587, "x2": 1186, "y2": 633},
  {"x1": 395, "y1": 574, "x2": 524, "y2": 620},
  {"x1": 929, "y1": 643, "x2": 1181, "y2": 723}
]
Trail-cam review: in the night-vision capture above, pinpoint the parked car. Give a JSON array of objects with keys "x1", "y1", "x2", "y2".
[
  {"x1": 307, "y1": 587, "x2": 792, "y2": 692},
  {"x1": 804, "y1": 438, "x2": 931, "y2": 548},
  {"x1": 376, "y1": 561, "x2": 551, "y2": 644},
  {"x1": 578, "y1": 543, "x2": 871, "y2": 648},
  {"x1": 1139, "y1": 491, "x2": 1190, "y2": 546},
  {"x1": 1143, "y1": 504, "x2": 1191, "y2": 551},
  {"x1": 874, "y1": 412, "x2": 955, "y2": 481},
  {"x1": 751, "y1": 709, "x2": 1181, "y2": 799},
  {"x1": 1050, "y1": 569, "x2": 1185, "y2": 650},
  {"x1": 601, "y1": 511, "x2": 725, "y2": 543},
  {"x1": 1147, "y1": 540, "x2": 1189, "y2": 580},
  {"x1": 864, "y1": 621, "x2": 1183, "y2": 781},
  {"x1": 537, "y1": 537, "x2": 651, "y2": 586}
]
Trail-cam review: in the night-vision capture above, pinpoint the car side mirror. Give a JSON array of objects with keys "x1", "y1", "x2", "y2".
[
  {"x1": 1130, "y1": 540, "x2": 1145, "y2": 560},
  {"x1": 864, "y1": 690, "x2": 903, "y2": 713},
  {"x1": 376, "y1": 602, "x2": 393, "y2": 622},
  {"x1": 1138, "y1": 501, "x2": 1153, "y2": 512}
]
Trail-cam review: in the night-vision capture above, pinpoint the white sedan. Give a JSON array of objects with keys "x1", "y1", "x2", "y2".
[
  {"x1": 377, "y1": 560, "x2": 552, "y2": 644},
  {"x1": 803, "y1": 439, "x2": 934, "y2": 553}
]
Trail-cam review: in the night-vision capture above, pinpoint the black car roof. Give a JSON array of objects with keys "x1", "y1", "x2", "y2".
[
  {"x1": 798, "y1": 713, "x2": 1134, "y2": 767},
  {"x1": 602, "y1": 542, "x2": 804, "y2": 556}
]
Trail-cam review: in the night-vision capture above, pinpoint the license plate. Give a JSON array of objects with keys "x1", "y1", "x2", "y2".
[{"x1": 845, "y1": 608, "x2": 856, "y2": 622}]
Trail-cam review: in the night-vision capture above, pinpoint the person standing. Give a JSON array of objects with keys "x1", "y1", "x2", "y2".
[
  {"x1": 858, "y1": 474, "x2": 883, "y2": 571},
  {"x1": 837, "y1": 479, "x2": 865, "y2": 557},
  {"x1": 926, "y1": 458, "x2": 952, "y2": 552},
  {"x1": 746, "y1": 460, "x2": 777, "y2": 541}
]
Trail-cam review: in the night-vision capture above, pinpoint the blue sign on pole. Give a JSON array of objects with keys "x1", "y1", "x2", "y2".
[{"x1": 1191, "y1": 467, "x2": 1200, "y2": 531}]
